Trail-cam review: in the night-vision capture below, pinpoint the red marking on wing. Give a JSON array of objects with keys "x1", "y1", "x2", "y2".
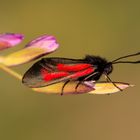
[
  {"x1": 41, "y1": 66, "x2": 95, "y2": 82},
  {"x1": 70, "y1": 67, "x2": 94, "y2": 79},
  {"x1": 57, "y1": 63, "x2": 91, "y2": 71},
  {"x1": 41, "y1": 69, "x2": 69, "y2": 81}
]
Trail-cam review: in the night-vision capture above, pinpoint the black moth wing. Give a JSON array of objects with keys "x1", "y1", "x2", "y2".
[{"x1": 22, "y1": 57, "x2": 93, "y2": 88}]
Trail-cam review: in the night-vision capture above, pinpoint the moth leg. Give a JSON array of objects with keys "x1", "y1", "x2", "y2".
[
  {"x1": 61, "y1": 80, "x2": 70, "y2": 96},
  {"x1": 104, "y1": 74, "x2": 123, "y2": 91},
  {"x1": 75, "y1": 72, "x2": 99, "y2": 92},
  {"x1": 75, "y1": 81, "x2": 83, "y2": 93}
]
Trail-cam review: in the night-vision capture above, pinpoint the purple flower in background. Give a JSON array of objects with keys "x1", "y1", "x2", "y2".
[
  {"x1": 0, "y1": 33, "x2": 24, "y2": 51},
  {"x1": 2, "y1": 34, "x2": 59, "y2": 66},
  {"x1": 26, "y1": 35, "x2": 59, "y2": 52}
]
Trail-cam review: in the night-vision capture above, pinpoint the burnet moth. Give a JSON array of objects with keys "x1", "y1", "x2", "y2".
[{"x1": 22, "y1": 51, "x2": 140, "y2": 95}]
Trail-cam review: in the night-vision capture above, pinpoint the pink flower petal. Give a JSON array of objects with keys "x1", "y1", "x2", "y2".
[
  {"x1": 32, "y1": 81, "x2": 133, "y2": 95},
  {"x1": 88, "y1": 82, "x2": 133, "y2": 94},
  {"x1": 2, "y1": 35, "x2": 59, "y2": 66},
  {"x1": 32, "y1": 81, "x2": 94, "y2": 95},
  {"x1": 0, "y1": 33, "x2": 24, "y2": 50},
  {"x1": 25, "y1": 35, "x2": 59, "y2": 53}
]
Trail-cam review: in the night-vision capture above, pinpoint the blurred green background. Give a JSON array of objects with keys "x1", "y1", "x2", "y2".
[{"x1": 0, "y1": 0, "x2": 140, "y2": 140}]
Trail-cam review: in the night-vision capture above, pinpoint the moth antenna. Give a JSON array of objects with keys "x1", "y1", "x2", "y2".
[
  {"x1": 113, "y1": 60, "x2": 140, "y2": 64},
  {"x1": 112, "y1": 52, "x2": 140, "y2": 63}
]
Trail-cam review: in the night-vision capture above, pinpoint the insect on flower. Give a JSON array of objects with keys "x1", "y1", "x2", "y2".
[{"x1": 22, "y1": 51, "x2": 140, "y2": 95}]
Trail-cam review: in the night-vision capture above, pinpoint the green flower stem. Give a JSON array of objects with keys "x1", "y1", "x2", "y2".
[
  {"x1": 0, "y1": 63, "x2": 22, "y2": 81},
  {"x1": 0, "y1": 63, "x2": 37, "y2": 92}
]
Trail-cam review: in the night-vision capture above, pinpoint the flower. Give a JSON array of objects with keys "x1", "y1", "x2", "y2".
[{"x1": 0, "y1": 33, "x2": 24, "y2": 51}]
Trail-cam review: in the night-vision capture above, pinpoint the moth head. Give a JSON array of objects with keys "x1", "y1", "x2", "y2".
[
  {"x1": 104, "y1": 51, "x2": 140, "y2": 75},
  {"x1": 104, "y1": 62, "x2": 113, "y2": 75}
]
